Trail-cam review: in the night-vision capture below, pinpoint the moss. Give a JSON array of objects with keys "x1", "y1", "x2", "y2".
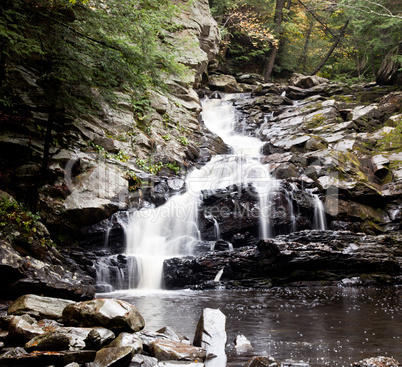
[{"x1": 304, "y1": 113, "x2": 325, "y2": 130}]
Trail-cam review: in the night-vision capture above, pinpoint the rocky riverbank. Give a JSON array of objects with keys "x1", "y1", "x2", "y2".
[{"x1": 0, "y1": 294, "x2": 400, "y2": 367}]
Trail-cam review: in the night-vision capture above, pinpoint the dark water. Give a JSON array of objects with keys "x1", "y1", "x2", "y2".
[{"x1": 101, "y1": 287, "x2": 401, "y2": 367}]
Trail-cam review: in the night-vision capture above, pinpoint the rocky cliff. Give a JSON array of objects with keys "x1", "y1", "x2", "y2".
[{"x1": 0, "y1": 0, "x2": 222, "y2": 300}]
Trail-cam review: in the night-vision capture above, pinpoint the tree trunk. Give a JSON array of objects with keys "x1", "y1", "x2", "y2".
[
  {"x1": 311, "y1": 20, "x2": 349, "y2": 76},
  {"x1": 370, "y1": 49, "x2": 376, "y2": 79},
  {"x1": 264, "y1": 0, "x2": 286, "y2": 82},
  {"x1": 298, "y1": 18, "x2": 314, "y2": 72}
]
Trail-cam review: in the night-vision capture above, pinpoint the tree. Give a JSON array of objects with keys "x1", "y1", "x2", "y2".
[
  {"x1": 264, "y1": 0, "x2": 286, "y2": 81},
  {"x1": 0, "y1": 0, "x2": 187, "y2": 207}
]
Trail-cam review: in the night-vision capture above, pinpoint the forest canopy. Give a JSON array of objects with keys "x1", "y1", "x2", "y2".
[
  {"x1": 209, "y1": 0, "x2": 402, "y2": 82},
  {"x1": 0, "y1": 0, "x2": 187, "y2": 114}
]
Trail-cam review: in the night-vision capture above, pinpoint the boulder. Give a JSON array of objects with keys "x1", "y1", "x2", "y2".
[
  {"x1": 136, "y1": 330, "x2": 175, "y2": 353},
  {"x1": 282, "y1": 361, "x2": 312, "y2": 367},
  {"x1": 8, "y1": 315, "x2": 61, "y2": 342},
  {"x1": 289, "y1": 73, "x2": 330, "y2": 89},
  {"x1": 25, "y1": 327, "x2": 113, "y2": 351},
  {"x1": 0, "y1": 350, "x2": 97, "y2": 366},
  {"x1": 352, "y1": 356, "x2": 400, "y2": 367},
  {"x1": 8, "y1": 294, "x2": 75, "y2": 321},
  {"x1": 245, "y1": 356, "x2": 280, "y2": 367},
  {"x1": 105, "y1": 332, "x2": 143, "y2": 354},
  {"x1": 371, "y1": 155, "x2": 390, "y2": 179},
  {"x1": 64, "y1": 162, "x2": 129, "y2": 227},
  {"x1": 208, "y1": 75, "x2": 242, "y2": 93},
  {"x1": 87, "y1": 346, "x2": 134, "y2": 367},
  {"x1": 0, "y1": 240, "x2": 95, "y2": 301},
  {"x1": 234, "y1": 334, "x2": 252, "y2": 353},
  {"x1": 84, "y1": 328, "x2": 116, "y2": 350},
  {"x1": 193, "y1": 308, "x2": 226, "y2": 367},
  {"x1": 158, "y1": 362, "x2": 205, "y2": 367},
  {"x1": 62, "y1": 299, "x2": 145, "y2": 332},
  {"x1": 149, "y1": 339, "x2": 206, "y2": 362},
  {"x1": 131, "y1": 354, "x2": 158, "y2": 367},
  {"x1": 156, "y1": 326, "x2": 190, "y2": 344}
]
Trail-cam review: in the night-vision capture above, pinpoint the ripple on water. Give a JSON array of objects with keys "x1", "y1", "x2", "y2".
[{"x1": 98, "y1": 286, "x2": 402, "y2": 367}]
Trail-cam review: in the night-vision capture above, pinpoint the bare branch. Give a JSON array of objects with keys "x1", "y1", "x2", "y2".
[{"x1": 321, "y1": 1, "x2": 402, "y2": 19}]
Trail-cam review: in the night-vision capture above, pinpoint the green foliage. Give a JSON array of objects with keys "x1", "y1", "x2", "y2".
[
  {"x1": 165, "y1": 161, "x2": 181, "y2": 175},
  {"x1": 124, "y1": 170, "x2": 143, "y2": 191},
  {"x1": 0, "y1": 197, "x2": 41, "y2": 237},
  {"x1": 162, "y1": 134, "x2": 171, "y2": 141},
  {"x1": 135, "y1": 158, "x2": 181, "y2": 175},
  {"x1": 89, "y1": 142, "x2": 129, "y2": 162},
  {"x1": 177, "y1": 136, "x2": 189, "y2": 146},
  {"x1": 0, "y1": 0, "x2": 188, "y2": 115}
]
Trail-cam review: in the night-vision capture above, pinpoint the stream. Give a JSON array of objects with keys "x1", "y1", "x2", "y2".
[
  {"x1": 97, "y1": 94, "x2": 401, "y2": 366},
  {"x1": 100, "y1": 286, "x2": 402, "y2": 367}
]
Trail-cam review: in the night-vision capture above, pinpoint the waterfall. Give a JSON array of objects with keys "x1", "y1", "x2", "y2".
[
  {"x1": 121, "y1": 95, "x2": 276, "y2": 290},
  {"x1": 96, "y1": 94, "x2": 329, "y2": 292},
  {"x1": 311, "y1": 193, "x2": 327, "y2": 230}
]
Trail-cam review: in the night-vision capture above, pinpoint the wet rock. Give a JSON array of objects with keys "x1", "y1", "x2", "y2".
[
  {"x1": 8, "y1": 294, "x2": 75, "y2": 321},
  {"x1": 209, "y1": 75, "x2": 242, "y2": 93},
  {"x1": 25, "y1": 327, "x2": 110, "y2": 351},
  {"x1": 149, "y1": 339, "x2": 206, "y2": 362},
  {"x1": 193, "y1": 308, "x2": 226, "y2": 367},
  {"x1": 64, "y1": 162, "x2": 129, "y2": 227},
  {"x1": 352, "y1": 356, "x2": 400, "y2": 367},
  {"x1": 158, "y1": 362, "x2": 205, "y2": 367},
  {"x1": 105, "y1": 332, "x2": 143, "y2": 353},
  {"x1": 62, "y1": 299, "x2": 145, "y2": 333},
  {"x1": 289, "y1": 73, "x2": 330, "y2": 89},
  {"x1": 234, "y1": 334, "x2": 252, "y2": 353},
  {"x1": 281, "y1": 360, "x2": 311, "y2": 367},
  {"x1": 130, "y1": 354, "x2": 158, "y2": 367},
  {"x1": 371, "y1": 155, "x2": 390, "y2": 179},
  {"x1": 156, "y1": 326, "x2": 190, "y2": 344},
  {"x1": 87, "y1": 346, "x2": 134, "y2": 367},
  {"x1": 245, "y1": 356, "x2": 279, "y2": 367},
  {"x1": 84, "y1": 328, "x2": 116, "y2": 350},
  {"x1": 0, "y1": 240, "x2": 95, "y2": 301},
  {"x1": 8, "y1": 315, "x2": 61, "y2": 343},
  {"x1": 164, "y1": 231, "x2": 401, "y2": 288},
  {"x1": 236, "y1": 73, "x2": 264, "y2": 85},
  {"x1": 0, "y1": 350, "x2": 97, "y2": 366},
  {"x1": 136, "y1": 330, "x2": 175, "y2": 353}
]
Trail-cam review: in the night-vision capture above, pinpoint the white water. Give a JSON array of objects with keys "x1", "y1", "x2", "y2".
[
  {"x1": 124, "y1": 96, "x2": 276, "y2": 290},
  {"x1": 312, "y1": 193, "x2": 328, "y2": 230}
]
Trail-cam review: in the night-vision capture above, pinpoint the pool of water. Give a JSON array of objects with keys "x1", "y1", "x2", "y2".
[{"x1": 100, "y1": 286, "x2": 402, "y2": 367}]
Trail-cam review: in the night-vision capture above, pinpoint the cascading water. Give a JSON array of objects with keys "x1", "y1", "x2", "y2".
[
  {"x1": 122, "y1": 95, "x2": 276, "y2": 290},
  {"x1": 311, "y1": 193, "x2": 328, "y2": 230},
  {"x1": 97, "y1": 94, "x2": 328, "y2": 291}
]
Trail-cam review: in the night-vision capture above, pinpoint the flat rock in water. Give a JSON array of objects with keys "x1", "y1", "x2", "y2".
[
  {"x1": 62, "y1": 298, "x2": 145, "y2": 332},
  {"x1": 245, "y1": 356, "x2": 280, "y2": 367},
  {"x1": 282, "y1": 360, "x2": 312, "y2": 367},
  {"x1": 158, "y1": 361, "x2": 206, "y2": 367},
  {"x1": 8, "y1": 294, "x2": 75, "y2": 320},
  {"x1": 352, "y1": 356, "x2": 400, "y2": 367},
  {"x1": 149, "y1": 339, "x2": 206, "y2": 362}
]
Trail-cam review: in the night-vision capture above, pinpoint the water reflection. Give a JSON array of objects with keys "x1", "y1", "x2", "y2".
[{"x1": 100, "y1": 287, "x2": 402, "y2": 367}]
